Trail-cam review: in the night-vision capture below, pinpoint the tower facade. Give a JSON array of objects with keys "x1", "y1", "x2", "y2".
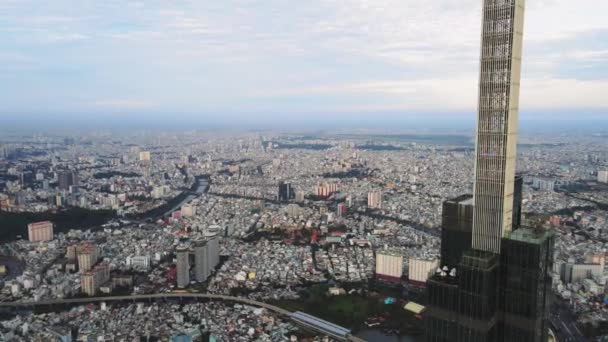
[
  {"x1": 472, "y1": 0, "x2": 525, "y2": 254},
  {"x1": 176, "y1": 246, "x2": 190, "y2": 288},
  {"x1": 425, "y1": 1, "x2": 555, "y2": 341},
  {"x1": 194, "y1": 240, "x2": 210, "y2": 283}
]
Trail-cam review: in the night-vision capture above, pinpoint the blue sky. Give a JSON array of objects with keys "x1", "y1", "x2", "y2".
[{"x1": 0, "y1": 0, "x2": 607, "y2": 125}]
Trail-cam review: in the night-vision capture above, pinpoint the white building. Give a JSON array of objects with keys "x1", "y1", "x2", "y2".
[
  {"x1": 127, "y1": 255, "x2": 151, "y2": 270},
  {"x1": 408, "y1": 258, "x2": 440, "y2": 285},
  {"x1": 181, "y1": 204, "x2": 196, "y2": 217},
  {"x1": 376, "y1": 250, "x2": 403, "y2": 282},
  {"x1": 27, "y1": 221, "x2": 54, "y2": 242},
  {"x1": 139, "y1": 151, "x2": 151, "y2": 161},
  {"x1": 598, "y1": 170, "x2": 608, "y2": 184},
  {"x1": 368, "y1": 191, "x2": 383, "y2": 209}
]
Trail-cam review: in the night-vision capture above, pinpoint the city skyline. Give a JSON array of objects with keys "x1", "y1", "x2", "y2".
[
  {"x1": 0, "y1": 1, "x2": 607, "y2": 341},
  {"x1": 1, "y1": 0, "x2": 607, "y2": 121}
]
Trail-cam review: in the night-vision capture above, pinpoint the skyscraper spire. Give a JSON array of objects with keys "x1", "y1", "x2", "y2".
[{"x1": 472, "y1": 0, "x2": 526, "y2": 253}]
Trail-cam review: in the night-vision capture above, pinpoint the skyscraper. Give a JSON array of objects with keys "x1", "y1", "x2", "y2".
[
  {"x1": 194, "y1": 240, "x2": 210, "y2": 283},
  {"x1": 500, "y1": 229, "x2": 555, "y2": 341},
  {"x1": 176, "y1": 246, "x2": 190, "y2": 288},
  {"x1": 27, "y1": 221, "x2": 54, "y2": 242},
  {"x1": 367, "y1": 191, "x2": 382, "y2": 209},
  {"x1": 472, "y1": 0, "x2": 525, "y2": 254},
  {"x1": 58, "y1": 171, "x2": 78, "y2": 190},
  {"x1": 440, "y1": 177, "x2": 522, "y2": 269},
  {"x1": 278, "y1": 181, "x2": 294, "y2": 202},
  {"x1": 425, "y1": 1, "x2": 554, "y2": 341}
]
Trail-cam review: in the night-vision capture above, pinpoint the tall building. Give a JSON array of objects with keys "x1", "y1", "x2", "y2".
[
  {"x1": 193, "y1": 240, "x2": 210, "y2": 283},
  {"x1": 58, "y1": 171, "x2": 78, "y2": 190},
  {"x1": 207, "y1": 237, "x2": 220, "y2": 273},
  {"x1": 181, "y1": 204, "x2": 196, "y2": 217},
  {"x1": 409, "y1": 257, "x2": 440, "y2": 286},
  {"x1": 337, "y1": 203, "x2": 347, "y2": 217},
  {"x1": 439, "y1": 195, "x2": 474, "y2": 268},
  {"x1": 77, "y1": 244, "x2": 100, "y2": 272},
  {"x1": 440, "y1": 177, "x2": 522, "y2": 269},
  {"x1": 315, "y1": 182, "x2": 338, "y2": 198},
  {"x1": 176, "y1": 245, "x2": 190, "y2": 288},
  {"x1": 27, "y1": 221, "x2": 54, "y2": 242},
  {"x1": 139, "y1": 151, "x2": 151, "y2": 162},
  {"x1": 193, "y1": 238, "x2": 220, "y2": 283},
  {"x1": 376, "y1": 250, "x2": 403, "y2": 283},
  {"x1": 81, "y1": 263, "x2": 110, "y2": 296},
  {"x1": 471, "y1": 0, "x2": 525, "y2": 254},
  {"x1": 598, "y1": 170, "x2": 608, "y2": 184},
  {"x1": 500, "y1": 229, "x2": 555, "y2": 341},
  {"x1": 295, "y1": 191, "x2": 306, "y2": 203},
  {"x1": 286, "y1": 204, "x2": 301, "y2": 217},
  {"x1": 278, "y1": 181, "x2": 295, "y2": 202},
  {"x1": 367, "y1": 191, "x2": 383, "y2": 209},
  {"x1": 425, "y1": 1, "x2": 555, "y2": 341}
]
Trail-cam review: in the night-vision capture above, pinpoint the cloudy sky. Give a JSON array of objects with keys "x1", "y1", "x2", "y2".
[{"x1": 0, "y1": 0, "x2": 606, "y2": 125}]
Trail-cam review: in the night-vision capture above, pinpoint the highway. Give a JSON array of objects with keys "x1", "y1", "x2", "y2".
[
  {"x1": 0, "y1": 293, "x2": 365, "y2": 342},
  {"x1": 549, "y1": 302, "x2": 587, "y2": 342}
]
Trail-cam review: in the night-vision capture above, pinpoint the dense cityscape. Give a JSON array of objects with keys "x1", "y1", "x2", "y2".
[
  {"x1": 0, "y1": 129, "x2": 606, "y2": 341},
  {"x1": 1, "y1": 0, "x2": 606, "y2": 341}
]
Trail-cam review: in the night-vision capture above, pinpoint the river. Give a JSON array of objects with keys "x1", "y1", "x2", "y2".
[{"x1": 160, "y1": 177, "x2": 209, "y2": 218}]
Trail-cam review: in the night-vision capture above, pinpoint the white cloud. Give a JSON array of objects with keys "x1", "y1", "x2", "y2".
[{"x1": 0, "y1": 0, "x2": 606, "y2": 113}]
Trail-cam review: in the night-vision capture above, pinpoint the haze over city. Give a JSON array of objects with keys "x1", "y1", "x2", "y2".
[{"x1": 1, "y1": 0, "x2": 607, "y2": 128}]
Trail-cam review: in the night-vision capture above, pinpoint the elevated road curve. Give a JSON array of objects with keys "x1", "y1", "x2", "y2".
[{"x1": 0, "y1": 293, "x2": 365, "y2": 341}]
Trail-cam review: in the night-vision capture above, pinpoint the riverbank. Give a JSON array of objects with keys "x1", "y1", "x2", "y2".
[{"x1": 0, "y1": 207, "x2": 116, "y2": 242}]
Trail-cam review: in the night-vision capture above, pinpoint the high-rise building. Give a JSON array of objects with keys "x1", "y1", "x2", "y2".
[
  {"x1": 58, "y1": 171, "x2": 78, "y2": 190},
  {"x1": 471, "y1": 0, "x2": 525, "y2": 254},
  {"x1": 193, "y1": 238, "x2": 220, "y2": 283},
  {"x1": 181, "y1": 204, "x2": 196, "y2": 217},
  {"x1": 207, "y1": 237, "x2": 220, "y2": 273},
  {"x1": 193, "y1": 240, "x2": 209, "y2": 283},
  {"x1": 81, "y1": 263, "x2": 110, "y2": 296},
  {"x1": 337, "y1": 203, "x2": 347, "y2": 217},
  {"x1": 176, "y1": 245, "x2": 190, "y2": 288},
  {"x1": 27, "y1": 221, "x2": 54, "y2": 242},
  {"x1": 295, "y1": 191, "x2": 306, "y2": 203},
  {"x1": 409, "y1": 257, "x2": 440, "y2": 286},
  {"x1": 440, "y1": 176, "x2": 522, "y2": 269},
  {"x1": 500, "y1": 229, "x2": 555, "y2": 341},
  {"x1": 425, "y1": 1, "x2": 554, "y2": 341},
  {"x1": 439, "y1": 195, "x2": 474, "y2": 269},
  {"x1": 315, "y1": 182, "x2": 338, "y2": 198},
  {"x1": 286, "y1": 204, "x2": 301, "y2": 217},
  {"x1": 76, "y1": 243, "x2": 101, "y2": 272},
  {"x1": 139, "y1": 151, "x2": 151, "y2": 162},
  {"x1": 376, "y1": 250, "x2": 403, "y2": 283},
  {"x1": 367, "y1": 191, "x2": 382, "y2": 209},
  {"x1": 278, "y1": 181, "x2": 295, "y2": 202},
  {"x1": 598, "y1": 170, "x2": 608, "y2": 184}
]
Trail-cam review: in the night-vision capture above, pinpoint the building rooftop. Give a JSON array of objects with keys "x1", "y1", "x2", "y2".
[
  {"x1": 505, "y1": 227, "x2": 555, "y2": 245},
  {"x1": 460, "y1": 249, "x2": 499, "y2": 269},
  {"x1": 446, "y1": 194, "x2": 473, "y2": 205},
  {"x1": 377, "y1": 249, "x2": 403, "y2": 257}
]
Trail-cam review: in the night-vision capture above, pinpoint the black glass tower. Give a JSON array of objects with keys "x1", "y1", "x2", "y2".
[
  {"x1": 440, "y1": 176, "x2": 522, "y2": 269},
  {"x1": 500, "y1": 229, "x2": 555, "y2": 341}
]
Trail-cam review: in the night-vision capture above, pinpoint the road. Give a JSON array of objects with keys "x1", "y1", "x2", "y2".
[
  {"x1": 549, "y1": 302, "x2": 587, "y2": 342},
  {"x1": 0, "y1": 293, "x2": 365, "y2": 341}
]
